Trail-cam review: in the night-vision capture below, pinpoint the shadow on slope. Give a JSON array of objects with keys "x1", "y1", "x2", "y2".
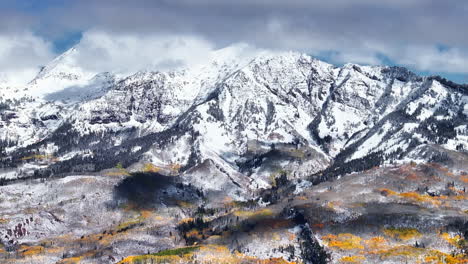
[{"x1": 112, "y1": 172, "x2": 203, "y2": 209}]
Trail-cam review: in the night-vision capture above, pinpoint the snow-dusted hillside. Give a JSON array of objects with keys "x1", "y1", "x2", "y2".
[{"x1": 0, "y1": 45, "x2": 467, "y2": 192}]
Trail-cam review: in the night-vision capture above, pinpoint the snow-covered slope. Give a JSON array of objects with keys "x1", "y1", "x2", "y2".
[
  {"x1": 1, "y1": 47, "x2": 467, "y2": 194},
  {"x1": 26, "y1": 47, "x2": 99, "y2": 98}
]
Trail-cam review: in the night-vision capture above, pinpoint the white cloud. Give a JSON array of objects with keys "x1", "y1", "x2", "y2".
[
  {"x1": 1, "y1": 0, "x2": 467, "y2": 84},
  {"x1": 393, "y1": 46, "x2": 468, "y2": 74},
  {"x1": 1, "y1": 28, "x2": 467, "y2": 90},
  {"x1": 73, "y1": 30, "x2": 216, "y2": 74},
  {"x1": 334, "y1": 44, "x2": 468, "y2": 74},
  {"x1": 261, "y1": 18, "x2": 468, "y2": 74},
  {"x1": 0, "y1": 32, "x2": 54, "y2": 85}
]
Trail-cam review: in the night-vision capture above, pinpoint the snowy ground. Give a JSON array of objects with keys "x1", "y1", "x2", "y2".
[{"x1": 0, "y1": 152, "x2": 467, "y2": 263}]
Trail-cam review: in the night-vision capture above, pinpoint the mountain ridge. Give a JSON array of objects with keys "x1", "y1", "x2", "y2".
[{"x1": 0, "y1": 47, "x2": 467, "y2": 195}]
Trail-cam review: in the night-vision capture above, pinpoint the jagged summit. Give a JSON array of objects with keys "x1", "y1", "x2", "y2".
[{"x1": 32, "y1": 47, "x2": 79, "y2": 80}]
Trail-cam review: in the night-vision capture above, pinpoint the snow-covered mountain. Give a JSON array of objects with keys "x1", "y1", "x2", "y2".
[
  {"x1": 1, "y1": 46, "x2": 467, "y2": 195},
  {"x1": 1, "y1": 44, "x2": 468, "y2": 264}
]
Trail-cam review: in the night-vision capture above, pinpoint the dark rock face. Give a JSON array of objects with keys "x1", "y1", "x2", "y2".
[{"x1": 40, "y1": 114, "x2": 58, "y2": 121}]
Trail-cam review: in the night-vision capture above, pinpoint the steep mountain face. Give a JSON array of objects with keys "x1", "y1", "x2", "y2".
[{"x1": 0, "y1": 47, "x2": 467, "y2": 194}]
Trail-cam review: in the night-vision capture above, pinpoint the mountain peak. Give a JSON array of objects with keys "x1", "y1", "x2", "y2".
[{"x1": 25, "y1": 46, "x2": 97, "y2": 98}]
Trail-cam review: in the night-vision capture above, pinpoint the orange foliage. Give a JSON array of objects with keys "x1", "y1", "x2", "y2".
[
  {"x1": 446, "y1": 171, "x2": 455, "y2": 177},
  {"x1": 118, "y1": 244, "x2": 297, "y2": 264},
  {"x1": 175, "y1": 200, "x2": 195, "y2": 208},
  {"x1": 339, "y1": 255, "x2": 366, "y2": 263},
  {"x1": 427, "y1": 163, "x2": 449, "y2": 172},
  {"x1": 170, "y1": 163, "x2": 181, "y2": 172},
  {"x1": 19, "y1": 245, "x2": 44, "y2": 257},
  {"x1": 222, "y1": 196, "x2": 233, "y2": 204},
  {"x1": 21, "y1": 154, "x2": 57, "y2": 162},
  {"x1": 119, "y1": 254, "x2": 182, "y2": 264},
  {"x1": 363, "y1": 236, "x2": 389, "y2": 252},
  {"x1": 441, "y1": 232, "x2": 463, "y2": 248},
  {"x1": 142, "y1": 163, "x2": 161, "y2": 173},
  {"x1": 424, "y1": 249, "x2": 468, "y2": 264},
  {"x1": 378, "y1": 188, "x2": 454, "y2": 206},
  {"x1": 288, "y1": 232, "x2": 296, "y2": 241},
  {"x1": 186, "y1": 229, "x2": 204, "y2": 240},
  {"x1": 373, "y1": 245, "x2": 424, "y2": 259},
  {"x1": 399, "y1": 192, "x2": 442, "y2": 206},
  {"x1": 322, "y1": 233, "x2": 364, "y2": 250},
  {"x1": 79, "y1": 227, "x2": 127, "y2": 247},
  {"x1": 326, "y1": 201, "x2": 343, "y2": 210},
  {"x1": 383, "y1": 227, "x2": 421, "y2": 241},
  {"x1": 139, "y1": 210, "x2": 153, "y2": 219},
  {"x1": 233, "y1": 208, "x2": 273, "y2": 219},
  {"x1": 378, "y1": 188, "x2": 397, "y2": 196},
  {"x1": 56, "y1": 256, "x2": 83, "y2": 264},
  {"x1": 178, "y1": 217, "x2": 195, "y2": 225},
  {"x1": 104, "y1": 169, "x2": 130, "y2": 176},
  {"x1": 460, "y1": 175, "x2": 468, "y2": 183}
]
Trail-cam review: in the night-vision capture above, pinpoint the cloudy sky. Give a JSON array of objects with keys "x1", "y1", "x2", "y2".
[{"x1": 1, "y1": 0, "x2": 467, "y2": 84}]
